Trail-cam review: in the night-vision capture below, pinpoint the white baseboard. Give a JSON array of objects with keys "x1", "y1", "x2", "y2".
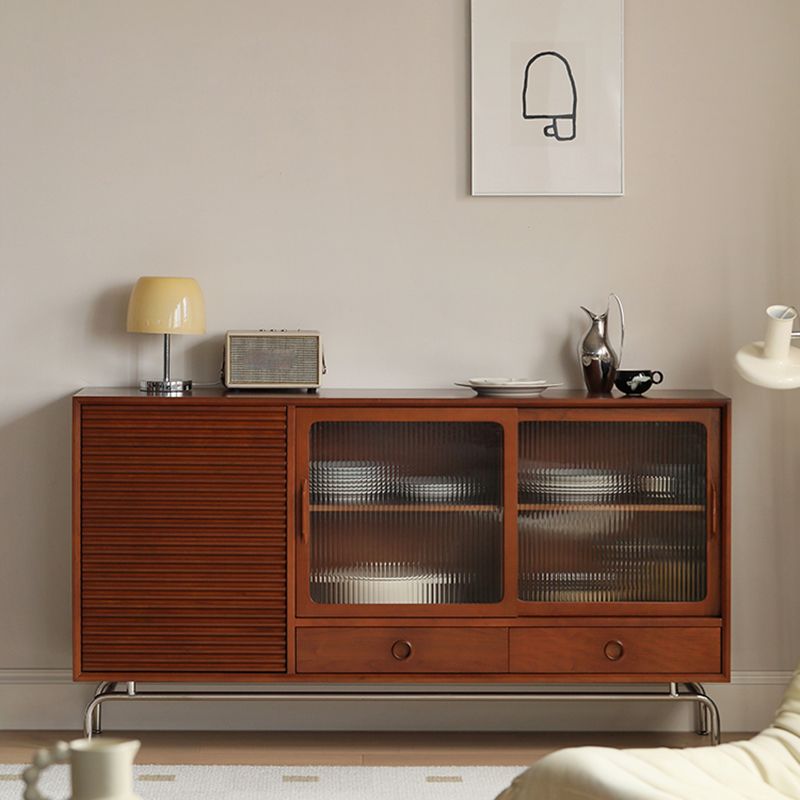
[
  {"x1": 0, "y1": 670, "x2": 792, "y2": 732},
  {"x1": 729, "y1": 671, "x2": 794, "y2": 685},
  {"x1": 0, "y1": 670, "x2": 73, "y2": 685}
]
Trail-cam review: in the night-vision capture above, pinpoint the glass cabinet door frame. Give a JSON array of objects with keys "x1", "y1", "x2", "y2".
[
  {"x1": 294, "y1": 407, "x2": 519, "y2": 618},
  {"x1": 514, "y1": 408, "x2": 722, "y2": 618}
]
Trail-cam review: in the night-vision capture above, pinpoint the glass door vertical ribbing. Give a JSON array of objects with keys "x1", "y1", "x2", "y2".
[
  {"x1": 307, "y1": 420, "x2": 504, "y2": 606},
  {"x1": 518, "y1": 420, "x2": 709, "y2": 605}
]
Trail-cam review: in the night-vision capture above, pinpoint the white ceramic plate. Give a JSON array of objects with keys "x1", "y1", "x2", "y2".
[
  {"x1": 455, "y1": 381, "x2": 563, "y2": 397},
  {"x1": 311, "y1": 566, "x2": 472, "y2": 604},
  {"x1": 401, "y1": 475, "x2": 482, "y2": 502},
  {"x1": 466, "y1": 377, "x2": 549, "y2": 387}
]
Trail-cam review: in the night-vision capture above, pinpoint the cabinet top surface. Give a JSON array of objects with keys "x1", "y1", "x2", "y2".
[{"x1": 74, "y1": 387, "x2": 730, "y2": 407}]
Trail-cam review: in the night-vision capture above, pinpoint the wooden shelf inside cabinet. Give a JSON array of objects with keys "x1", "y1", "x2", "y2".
[
  {"x1": 311, "y1": 504, "x2": 501, "y2": 513},
  {"x1": 519, "y1": 504, "x2": 706, "y2": 513}
]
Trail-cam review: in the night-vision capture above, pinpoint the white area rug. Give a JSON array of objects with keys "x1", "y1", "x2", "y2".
[{"x1": 0, "y1": 764, "x2": 526, "y2": 799}]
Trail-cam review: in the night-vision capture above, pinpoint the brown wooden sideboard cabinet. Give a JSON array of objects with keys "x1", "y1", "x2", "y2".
[{"x1": 72, "y1": 389, "x2": 730, "y2": 734}]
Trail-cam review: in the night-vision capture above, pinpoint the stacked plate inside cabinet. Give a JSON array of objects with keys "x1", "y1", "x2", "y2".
[
  {"x1": 638, "y1": 470, "x2": 677, "y2": 500},
  {"x1": 519, "y1": 571, "x2": 623, "y2": 602},
  {"x1": 401, "y1": 475, "x2": 482, "y2": 504},
  {"x1": 520, "y1": 466, "x2": 630, "y2": 503},
  {"x1": 310, "y1": 460, "x2": 396, "y2": 504},
  {"x1": 454, "y1": 378, "x2": 563, "y2": 397},
  {"x1": 637, "y1": 464, "x2": 698, "y2": 502},
  {"x1": 312, "y1": 564, "x2": 470, "y2": 604},
  {"x1": 519, "y1": 509, "x2": 634, "y2": 537}
]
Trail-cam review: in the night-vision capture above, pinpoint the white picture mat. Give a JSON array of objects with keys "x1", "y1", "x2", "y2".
[{"x1": 471, "y1": 0, "x2": 624, "y2": 196}]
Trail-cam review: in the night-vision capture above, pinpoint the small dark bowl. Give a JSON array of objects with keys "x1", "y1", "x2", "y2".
[{"x1": 614, "y1": 369, "x2": 664, "y2": 396}]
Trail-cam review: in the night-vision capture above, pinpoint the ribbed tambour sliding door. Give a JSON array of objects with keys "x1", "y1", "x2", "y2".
[{"x1": 78, "y1": 404, "x2": 287, "y2": 675}]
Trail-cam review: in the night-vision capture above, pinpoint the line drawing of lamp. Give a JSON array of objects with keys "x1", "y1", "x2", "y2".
[
  {"x1": 735, "y1": 305, "x2": 800, "y2": 389},
  {"x1": 522, "y1": 51, "x2": 577, "y2": 142}
]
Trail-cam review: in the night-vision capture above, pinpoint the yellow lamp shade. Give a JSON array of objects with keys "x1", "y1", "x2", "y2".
[{"x1": 126, "y1": 276, "x2": 206, "y2": 335}]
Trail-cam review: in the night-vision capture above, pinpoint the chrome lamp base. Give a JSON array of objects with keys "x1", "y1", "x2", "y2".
[
  {"x1": 138, "y1": 333, "x2": 192, "y2": 394},
  {"x1": 139, "y1": 379, "x2": 192, "y2": 394}
]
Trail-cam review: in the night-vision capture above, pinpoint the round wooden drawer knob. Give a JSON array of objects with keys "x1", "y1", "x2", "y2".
[
  {"x1": 603, "y1": 640, "x2": 625, "y2": 662},
  {"x1": 391, "y1": 640, "x2": 413, "y2": 661}
]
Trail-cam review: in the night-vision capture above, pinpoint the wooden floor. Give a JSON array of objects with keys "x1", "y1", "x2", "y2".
[{"x1": 0, "y1": 731, "x2": 749, "y2": 766}]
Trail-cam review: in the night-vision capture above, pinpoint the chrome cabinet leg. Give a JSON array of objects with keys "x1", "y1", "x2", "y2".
[
  {"x1": 686, "y1": 682, "x2": 709, "y2": 735},
  {"x1": 685, "y1": 683, "x2": 720, "y2": 745},
  {"x1": 88, "y1": 682, "x2": 114, "y2": 737},
  {"x1": 79, "y1": 682, "x2": 722, "y2": 745},
  {"x1": 85, "y1": 682, "x2": 117, "y2": 739}
]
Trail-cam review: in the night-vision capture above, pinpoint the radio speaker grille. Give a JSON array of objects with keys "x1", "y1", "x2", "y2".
[{"x1": 229, "y1": 335, "x2": 320, "y2": 385}]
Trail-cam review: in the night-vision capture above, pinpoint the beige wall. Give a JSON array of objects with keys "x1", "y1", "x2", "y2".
[{"x1": 2, "y1": 0, "x2": 799, "y2": 729}]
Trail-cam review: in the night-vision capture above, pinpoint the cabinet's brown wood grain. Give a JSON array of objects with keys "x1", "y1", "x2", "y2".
[
  {"x1": 296, "y1": 627, "x2": 508, "y2": 674},
  {"x1": 77, "y1": 404, "x2": 288, "y2": 676},
  {"x1": 509, "y1": 627, "x2": 721, "y2": 674},
  {"x1": 74, "y1": 392, "x2": 730, "y2": 684}
]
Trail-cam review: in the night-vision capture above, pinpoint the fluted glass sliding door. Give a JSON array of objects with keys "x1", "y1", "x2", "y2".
[
  {"x1": 517, "y1": 410, "x2": 721, "y2": 616},
  {"x1": 296, "y1": 409, "x2": 516, "y2": 617}
]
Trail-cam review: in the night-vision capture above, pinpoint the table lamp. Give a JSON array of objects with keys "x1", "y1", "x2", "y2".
[
  {"x1": 126, "y1": 276, "x2": 206, "y2": 394},
  {"x1": 735, "y1": 304, "x2": 800, "y2": 389}
]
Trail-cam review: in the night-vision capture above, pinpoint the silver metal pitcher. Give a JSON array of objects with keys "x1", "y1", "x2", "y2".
[{"x1": 579, "y1": 293, "x2": 625, "y2": 394}]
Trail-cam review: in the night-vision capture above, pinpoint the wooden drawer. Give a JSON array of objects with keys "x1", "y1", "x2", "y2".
[
  {"x1": 510, "y1": 627, "x2": 721, "y2": 675},
  {"x1": 296, "y1": 627, "x2": 508, "y2": 674}
]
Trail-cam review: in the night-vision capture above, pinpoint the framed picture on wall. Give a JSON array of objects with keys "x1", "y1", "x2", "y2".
[{"x1": 471, "y1": 0, "x2": 624, "y2": 196}]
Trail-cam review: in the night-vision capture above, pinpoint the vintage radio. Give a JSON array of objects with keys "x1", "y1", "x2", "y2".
[{"x1": 223, "y1": 330, "x2": 324, "y2": 390}]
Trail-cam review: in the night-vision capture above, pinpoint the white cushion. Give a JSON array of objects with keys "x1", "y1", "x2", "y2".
[{"x1": 496, "y1": 668, "x2": 800, "y2": 799}]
